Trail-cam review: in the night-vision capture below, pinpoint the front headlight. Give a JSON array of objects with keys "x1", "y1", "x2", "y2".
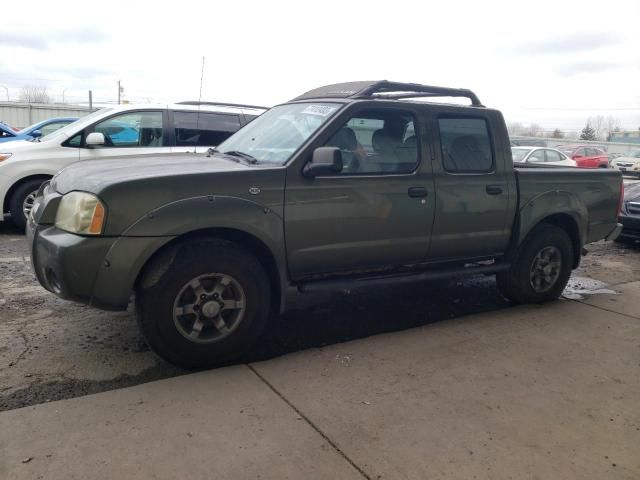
[
  {"x1": 0, "y1": 153, "x2": 12, "y2": 162},
  {"x1": 55, "y1": 192, "x2": 106, "y2": 235}
]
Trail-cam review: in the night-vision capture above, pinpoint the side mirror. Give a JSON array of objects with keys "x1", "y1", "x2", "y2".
[
  {"x1": 573, "y1": 154, "x2": 583, "y2": 159},
  {"x1": 303, "y1": 147, "x2": 343, "y2": 178},
  {"x1": 86, "y1": 132, "x2": 105, "y2": 147},
  {"x1": 31, "y1": 130, "x2": 42, "y2": 138}
]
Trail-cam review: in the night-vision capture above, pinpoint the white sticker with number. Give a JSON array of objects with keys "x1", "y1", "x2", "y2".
[{"x1": 301, "y1": 105, "x2": 337, "y2": 117}]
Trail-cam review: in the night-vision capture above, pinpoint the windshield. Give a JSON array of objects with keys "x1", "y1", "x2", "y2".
[
  {"x1": 216, "y1": 103, "x2": 341, "y2": 165},
  {"x1": 511, "y1": 148, "x2": 529, "y2": 162},
  {"x1": 631, "y1": 150, "x2": 640, "y2": 158},
  {"x1": 39, "y1": 108, "x2": 113, "y2": 142}
]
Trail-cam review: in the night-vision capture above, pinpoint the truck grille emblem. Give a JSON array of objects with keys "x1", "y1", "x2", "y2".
[{"x1": 249, "y1": 186, "x2": 261, "y2": 195}]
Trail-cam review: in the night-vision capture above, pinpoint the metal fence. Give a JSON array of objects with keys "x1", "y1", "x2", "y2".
[{"x1": 0, "y1": 102, "x2": 95, "y2": 130}]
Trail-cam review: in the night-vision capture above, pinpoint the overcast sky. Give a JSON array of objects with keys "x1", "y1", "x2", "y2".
[{"x1": 1, "y1": 0, "x2": 639, "y2": 132}]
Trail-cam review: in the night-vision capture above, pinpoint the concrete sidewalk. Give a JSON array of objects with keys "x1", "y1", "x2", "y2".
[{"x1": 1, "y1": 285, "x2": 639, "y2": 480}]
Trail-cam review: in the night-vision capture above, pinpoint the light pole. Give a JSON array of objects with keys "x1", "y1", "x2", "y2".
[
  {"x1": 0, "y1": 85, "x2": 9, "y2": 101},
  {"x1": 62, "y1": 89, "x2": 67, "y2": 104}
]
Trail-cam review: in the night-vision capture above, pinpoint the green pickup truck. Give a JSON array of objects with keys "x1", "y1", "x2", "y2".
[{"x1": 27, "y1": 81, "x2": 623, "y2": 368}]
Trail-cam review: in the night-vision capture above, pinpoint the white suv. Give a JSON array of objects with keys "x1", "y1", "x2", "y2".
[{"x1": 0, "y1": 101, "x2": 265, "y2": 229}]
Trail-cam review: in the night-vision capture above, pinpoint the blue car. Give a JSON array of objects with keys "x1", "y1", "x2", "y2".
[{"x1": 0, "y1": 117, "x2": 78, "y2": 143}]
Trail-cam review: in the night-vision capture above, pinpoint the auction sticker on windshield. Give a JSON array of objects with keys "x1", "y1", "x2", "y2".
[{"x1": 301, "y1": 105, "x2": 338, "y2": 117}]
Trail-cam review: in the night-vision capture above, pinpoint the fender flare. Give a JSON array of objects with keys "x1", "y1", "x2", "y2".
[{"x1": 93, "y1": 195, "x2": 288, "y2": 312}]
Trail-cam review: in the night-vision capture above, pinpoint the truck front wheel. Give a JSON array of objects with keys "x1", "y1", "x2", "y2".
[
  {"x1": 136, "y1": 238, "x2": 271, "y2": 369},
  {"x1": 497, "y1": 224, "x2": 573, "y2": 304}
]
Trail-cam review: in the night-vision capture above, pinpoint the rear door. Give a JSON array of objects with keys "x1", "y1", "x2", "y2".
[
  {"x1": 170, "y1": 111, "x2": 242, "y2": 153},
  {"x1": 428, "y1": 111, "x2": 513, "y2": 260},
  {"x1": 78, "y1": 110, "x2": 170, "y2": 162}
]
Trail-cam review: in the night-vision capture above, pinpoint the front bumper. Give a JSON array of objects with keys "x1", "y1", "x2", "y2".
[
  {"x1": 28, "y1": 217, "x2": 175, "y2": 310},
  {"x1": 604, "y1": 222, "x2": 623, "y2": 241},
  {"x1": 619, "y1": 214, "x2": 640, "y2": 240}
]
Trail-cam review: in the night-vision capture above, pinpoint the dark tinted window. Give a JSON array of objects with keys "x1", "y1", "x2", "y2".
[
  {"x1": 439, "y1": 117, "x2": 493, "y2": 172},
  {"x1": 66, "y1": 132, "x2": 83, "y2": 147},
  {"x1": 174, "y1": 111, "x2": 241, "y2": 147},
  {"x1": 324, "y1": 109, "x2": 418, "y2": 174}
]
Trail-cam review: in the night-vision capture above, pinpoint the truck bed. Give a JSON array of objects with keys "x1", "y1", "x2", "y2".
[{"x1": 514, "y1": 165, "x2": 621, "y2": 243}]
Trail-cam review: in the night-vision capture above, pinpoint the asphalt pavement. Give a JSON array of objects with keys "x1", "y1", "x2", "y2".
[{"x1": 1, "y1": 284, "x2": 638, "y2": 480}]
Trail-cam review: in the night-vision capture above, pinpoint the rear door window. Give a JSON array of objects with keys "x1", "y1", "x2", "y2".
[
  {"x1": 545, "y1": 150, "x2": 562, "y2": 162},
  {"x1": 174, "y1": 111, "x2": 241, "y2": 147},
  {"x1": 529, "y1": 149, "x2": 545, "y2": 163},
  {"x1": 438, "y1": 117, "x2": 493, "y2": 172}
]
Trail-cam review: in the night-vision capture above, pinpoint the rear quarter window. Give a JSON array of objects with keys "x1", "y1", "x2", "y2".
[
  {"x1": 174, "y1": 111, "x2": 241, "y2": 147},
  {"x1": 438, "y1": 116, "x2": 494, "y2": 173}
]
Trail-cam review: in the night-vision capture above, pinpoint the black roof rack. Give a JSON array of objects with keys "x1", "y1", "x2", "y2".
[
  {"x1": 176, "y1": 101, "x2": 268, "y2": 110},
  {"x1": 292, "y1": 80, "x2": 483, "y2": 107}
]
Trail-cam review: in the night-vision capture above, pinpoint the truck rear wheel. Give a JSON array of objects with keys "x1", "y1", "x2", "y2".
[
  {"x1": 497, "y1": 223, "x2": 573, "y2": 304},
  {"x1": 136, "y1": 238, "x2": 271, "y2": 369}
]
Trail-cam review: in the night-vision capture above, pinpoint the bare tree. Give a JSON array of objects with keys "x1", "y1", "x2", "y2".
[
  {"x1": 522, "y1": 123, "x2": 542, "y2": 137},
  {"x1": 18, "y1": 85, "x2": 50, "y2": 104},
  {"x1": 604, "y1": 115, "x2": 621, "y2": 141},
  {"x1": 551, "y1": 128, "x2": 564, "y2": 139},
  {"x1": 507, "y1": 122, "x2": 524, "y2": 136}
]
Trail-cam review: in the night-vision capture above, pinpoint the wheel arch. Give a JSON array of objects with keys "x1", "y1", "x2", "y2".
[
  {"x1": 135, "y1": 227, "x2": 286, "y2": 314},
  {"x1": 3, "y1": 174, "x2": 52, "y2": 214},
  {"x1": 517, "y1": 212, "x2": 582, "y2": 269}
]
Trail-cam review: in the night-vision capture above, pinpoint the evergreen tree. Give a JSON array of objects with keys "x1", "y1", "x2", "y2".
[{"x1": 579, "y1": 123, "x2": 597, "y2": 141}]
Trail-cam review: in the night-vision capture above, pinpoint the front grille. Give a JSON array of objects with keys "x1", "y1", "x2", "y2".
[{"x1": 618, "y1": 162, "x2": 634, "y2": 168}]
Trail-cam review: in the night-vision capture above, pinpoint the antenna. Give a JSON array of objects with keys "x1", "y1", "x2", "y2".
[{"x1": 194, "y1": 56, "x2": 205, "y2": 153}]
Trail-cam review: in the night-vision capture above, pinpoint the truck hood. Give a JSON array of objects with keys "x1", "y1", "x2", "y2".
[
  {"x1": 52, "y1": 153, "x2": 251, "y2": 194},
  {"x1": 50, "y1": 153, "x2": 287, "y2": 235}
]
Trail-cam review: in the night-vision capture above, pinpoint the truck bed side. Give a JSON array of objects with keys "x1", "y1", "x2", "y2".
[{"x1": 513, "y1": 166, "x2": 621, "y2": 248}]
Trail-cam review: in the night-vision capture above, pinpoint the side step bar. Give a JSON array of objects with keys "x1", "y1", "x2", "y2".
[{"x1": 298, "y1": 263, "x2": 511, "y2": 293}]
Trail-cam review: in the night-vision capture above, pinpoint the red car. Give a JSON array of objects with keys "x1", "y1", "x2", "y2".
[{"x1": 557, "y1": 145, "x2": 609, "y2": 168}]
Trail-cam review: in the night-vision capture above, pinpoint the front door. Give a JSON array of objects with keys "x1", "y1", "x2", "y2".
[
  {"x1": 285, "y1": 106, "x2": 435, "y2": 280},
  {"x1": 79, "y1": 110, "x2": 169, "y2": 162}
]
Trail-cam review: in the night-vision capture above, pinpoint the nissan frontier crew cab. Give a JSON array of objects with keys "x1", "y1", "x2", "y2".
[{"x1": 27, "y1": 81, "x2": 624, "y2": 369}]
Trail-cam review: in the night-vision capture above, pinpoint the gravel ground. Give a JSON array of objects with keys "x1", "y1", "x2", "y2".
[{"x1": 1, "y1": 196, "x2": 639, "y2": 411}]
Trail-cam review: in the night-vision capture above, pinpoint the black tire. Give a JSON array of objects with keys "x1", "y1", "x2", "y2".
[
  {"x1": 9, "y1": 179, "x2": 46, "y2": 231},
  {"x1": 497, "y1": 223, "x2": 573, "y2": 304},
  {"x1": 136, "y1": 238, "x2": 271, "y2": 369}
]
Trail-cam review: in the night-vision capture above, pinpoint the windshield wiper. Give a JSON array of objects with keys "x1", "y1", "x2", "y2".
[{"x1": 223, "y1": 150, "x2": 259, "y2": 164}]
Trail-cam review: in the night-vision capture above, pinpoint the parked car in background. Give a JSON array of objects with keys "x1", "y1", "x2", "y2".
[
  {"x1": 0, "y1": 101, "x2": 266, "y2": 229},
  {"x1": 617, "y1": 182, "x2": 640, "y2": 243},
  {"x1": 556, "y1": 145, "x2": 609, "y2": 168},
  {"x1": 0, "y1": 117, "x2": 78, "y2": 144},
  {"x1": 0, "y1": 122, "x2": 18, "y2": 142},
  {"x1": 511, "y1": 147, "x2": 577, "y2": 167},
  {"x1": 610, "y1": 150, "x2": 640, "y2": 176},
  {"x1": 27, "y1": 80, "x2": 623, "y2": 368}
]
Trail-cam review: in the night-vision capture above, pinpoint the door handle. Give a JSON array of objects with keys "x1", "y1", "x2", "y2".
[
  {"x1": 408, "y1": 187, "x2": 428, "y2": 198},
  {"x1": 486, "y1": 185, "x2": 503, "y2": 195}
]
